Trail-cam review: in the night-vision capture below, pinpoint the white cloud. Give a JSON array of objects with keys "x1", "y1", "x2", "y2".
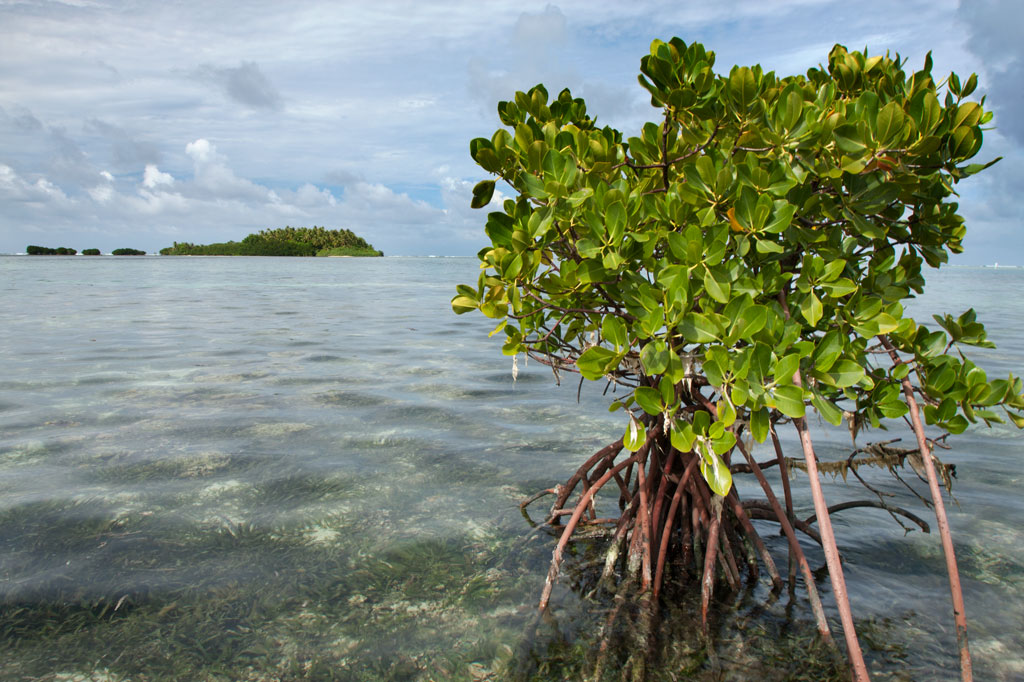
[
  {"x1": 0, "y1": 0, "x2": 1019, "y2": 260},
  {"x1": 142, "y1": 164, "x2": 174, "y2": 188},
  {"x1": 0, "y1": 163, "x2": 70, "y2": 204},
  {"x1": 185, "y1": 139, "x2": 215, "y2": 164}
]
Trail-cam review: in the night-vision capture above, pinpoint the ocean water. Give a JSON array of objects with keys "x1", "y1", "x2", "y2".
[{"x1": 0, "y1": 255, "x2": 1021, "y2": 680}]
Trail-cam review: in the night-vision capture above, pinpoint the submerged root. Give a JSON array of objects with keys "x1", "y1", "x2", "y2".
[
  {"x1": 520, "y1": 418, "x2": 791, "y2": 678},
  {"x1": 518, "y1": 404, "x2": 959, "y2": 680}
]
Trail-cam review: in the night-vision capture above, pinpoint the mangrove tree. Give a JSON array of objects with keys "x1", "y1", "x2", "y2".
[{"x1": 453, "y1": 38, "x2": 1021, "y2": 681}]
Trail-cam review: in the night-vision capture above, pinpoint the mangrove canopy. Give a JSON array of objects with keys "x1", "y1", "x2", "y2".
[{"x1": 453, "y1": 38, "x2": 1021, "y2": 681}]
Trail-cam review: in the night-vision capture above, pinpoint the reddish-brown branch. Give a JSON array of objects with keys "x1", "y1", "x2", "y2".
[
  {"x1": 778, "y1": 289, "x2": 867, "y2": 679},
  {"x1": 742, "y1": 500, "x2": 824, "y2": 547},
  {"x1": 881, "y1": 336, "x2": 973, "y2": 681},
  {"x1": 792, "y1": 414, "x2": 868, "y2": 681},
  {"x1": 689, "y1": 472, "x2": 742, "y2": 592},
  {"x1": 735, "y1": 439, "x2": 834, "y2": 646},
  {"x1": 633, "y1": 438, "x2": 655, "y2": 590},
  {"x1": 551, "y1": 438, "x2": 624, "y2": 523},
  {"x1": 770, "y1": 425, "x2": 799, "y2": 589},
  {"x1": 700, "y1": 495, "x2": 723, "y2": 636},
  {"x1": 649, "y1": 447, "x2": 679, "y2": 563},
  {"x1": 726, "y1": 489, "x2": 783, "y2": 592},
  {"x1": 539, "y1": 451, "x2": 641, "y2": 611},
  {"x1": 653, "y1": 455, "x2": 699, "y2": 598},
  {"x1": 804, "y1": 500, "x2": 930, "y2": 534},
  {"x1": 601, "y1": 502, "x2": 639, "y2": 586}
]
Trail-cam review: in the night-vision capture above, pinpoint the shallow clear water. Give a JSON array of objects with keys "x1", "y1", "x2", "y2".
[{"x1": 0, "y1": 256, "x2": 1021, "y2": 680}]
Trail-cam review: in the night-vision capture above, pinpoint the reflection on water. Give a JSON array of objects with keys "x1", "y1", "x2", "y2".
[{"x1": 0, "y1": 257, "x2": 1022, "y2": 680}]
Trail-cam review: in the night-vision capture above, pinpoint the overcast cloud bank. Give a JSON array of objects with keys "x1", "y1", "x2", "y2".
[{"x1": 0, "y1": 0, "x2": 1019, "y2": 261}]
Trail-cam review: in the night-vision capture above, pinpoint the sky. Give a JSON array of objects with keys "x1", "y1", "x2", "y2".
[{"x1": 0, "y1": 0, "x2": 1021, "y2": 262}]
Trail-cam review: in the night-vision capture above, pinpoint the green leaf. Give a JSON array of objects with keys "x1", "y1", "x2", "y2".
[
  {"x1": 729, "y1": 66, "x2": 757, "y2": 108},
  {"x1": 811, "y1": 392, "x2": 844, "y2": 425},
  {"x1": 834, "y1": 124, "x2": 867, "y2": 153},
  {"x1": 717, "y1": 398, "x2": 737, "y2": 427},
  {"x1": 755, "y1": 237, "x2": 784, "y2": 253},
  {"x1": 679, "y1": 313, "x2": 720, "y2": 343},
  {"x1": 821, "y1": 278, "x2": 857, "y2": 298},
  {"x1": 670, "y1": 419, "x2": 697, "y2": 452},
  {"x1": 773, "y1": 384, "x2": 806, "y2": 418},
  {"x1": 602, "y1": 316, "x2": 628, "y2": 349},
  {"x1": 471, "y1": 180, "x2": 496, "y2": 209},
  {"x1": 875, "y1": 101, "x2": 906, "y2": 145},
  {"x1": 641, "y1": 340, "x2": 671, "y2": 375},
  {"x1": 606, "y1": 201, "x2": 627, "y2": 243},
  {"x1": 451, "y1": 295, "x2": 478, "y2": 315},
  {"x1": 823, "y1": 360, "x2": 865, "y2": 388},
  {"x1": 576, "y1": 346, "x2": 620, "y2": 380},
  {"x1": 634, "y1": 387, "x2": 664, "y2": 416},
  {"x1": 773, "y1": 352, "x2": 801, "y2": 384},
  {"x1": 801, "y1": 292, "x2": 823, "y2": 326},
  {"x1": 711, "y1": 429, "x2": 737, "y2": 455},
  {"x1": 750, "y1": 407, "x2": 770, "y2": 443},
  {"x1": 873, "y1": 313, "x2": 900, "y2": 335},
  {"x1": 700, "y1": 445, "x2": 733, "y2": 496},
  {"x1": 763, "y1": 201, "x2": 796, "y2": 234},
  {"x1": 811, "y1": 330, "x2": 843, "y2": 372},
  {"x1": 703, "y1": 267, "x2": 731, "y2": 304},
  {"x1": 624, "y1": 416, "x2": 647, "y2": 452},
  {"x1": 734, "y1": 304, "x2": 769, "y2": 340},
  {"x1": 945, "y1": 414, "x2": 969, "y2": 435}
]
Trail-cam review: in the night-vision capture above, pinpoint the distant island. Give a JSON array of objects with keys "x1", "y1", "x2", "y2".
[
  {"x1": 159, "y1": 226, "x2": 383, "y2": 257},
  {"x1": 26, "y1": 245, "x2": 147, "y2": 255},
  {"x1": 26, "y1": 245, "x2": 77, "y2": 255}
]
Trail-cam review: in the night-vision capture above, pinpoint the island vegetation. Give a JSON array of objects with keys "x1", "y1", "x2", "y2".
[
  {"x1": 25, "y1": 246, "x2": 147, "y2": 255},
  {"x1": 159, "y1": 226, "x2": 382, "y2": 257},
  {"x1": 455, "y1": 38, "x2": 1016, "y2": 681},
  {"x1": 26, "y1": 245, "x2": 77, "y2": 255}
]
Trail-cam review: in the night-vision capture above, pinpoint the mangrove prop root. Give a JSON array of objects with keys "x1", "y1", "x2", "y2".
[
  {"x1": 652, "y1": 456, "x2": 698, "y2": 598},
  {"x1": 734, "y1": 439, "x2": 834, "y2": 646},
  {"x1": 700, "y1": 495, "x2": 723, "y2": 637},
  {"x1": 522, "y1": 388, "x2": 959, "y2": 679},
  {"x1": 742, "y1": 501, "x2": 824, "y2": 547},
  {"x1": 793, "y1": 414, "x2": 869, "y2": 682},
  {"x1": 770, "y1": 425, "x2": 799, "y2": 592},
  {"x1": 528, "y1": 421, "x2": 862, "y2": 669},
  {"x1": 726, "y1": 489, "x2": 782, "y2": 592},
  {"x1": 539, "y1": 450, "x2": 642, "y2": 611},
  {"x1": 882, "y1": 336, "x2": 973, "y2": 682}
]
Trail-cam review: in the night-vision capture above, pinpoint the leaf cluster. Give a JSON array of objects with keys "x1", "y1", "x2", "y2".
[
  {"x1": 455, "y1": 39, "x2": 1022, "y2": 495},
  {"x1": 26, "y1": 245, "x2": 77, "y2": 255}
]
